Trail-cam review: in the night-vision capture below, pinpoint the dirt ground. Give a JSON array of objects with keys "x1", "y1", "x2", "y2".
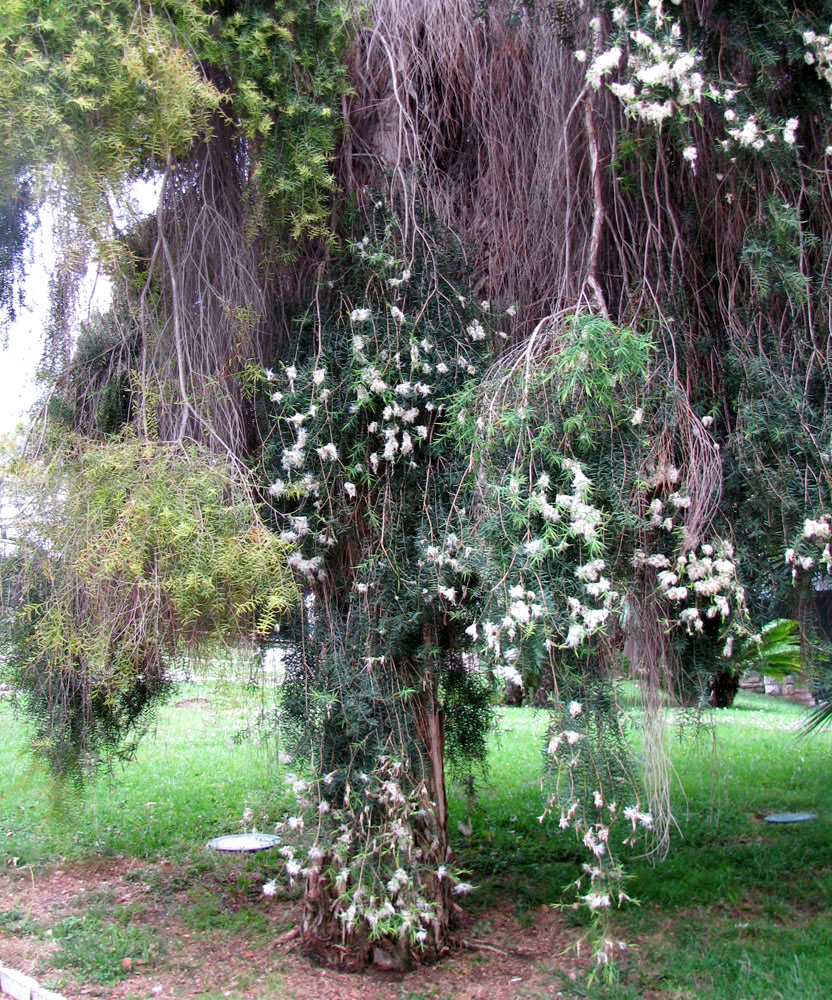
[{"x1": 0, "y1": 858, "x2": 587, "y2": 1000}]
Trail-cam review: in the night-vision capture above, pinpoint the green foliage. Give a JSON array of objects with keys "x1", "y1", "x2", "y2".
[
  {"x1": 1, "y1": 436, "x2": 297, "y2": 777},
  {"x1": 732, "y1": 618, "x2": 802, "y2": 679},
  {"x1": 0, "y1": 0, "x2": 220, "y2": 206},
  {"x1": 264, "y1": 208, "x2": 494, "y2": 783},
  {"x1": 0, "y1": 0, "x2": 349, "y2": 243},
  {"x1": 213, "y1": 0, "x2": 349, "y2": 244},
  {"x1": 259, "y1": 208, "x2": 495, "y2": 958}
]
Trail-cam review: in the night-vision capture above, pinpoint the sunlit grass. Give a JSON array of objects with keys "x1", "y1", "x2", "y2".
[
  {"x1": 3, "y1": 682, "x2": 832, "y2": 997},
  {"x1": 0, "y1": 679, "x2": 288, "y2": 866}
]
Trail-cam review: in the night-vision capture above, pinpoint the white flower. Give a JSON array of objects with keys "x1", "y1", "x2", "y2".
[
  {"x1": 586, "y1": 892, "x2": 611, "y2": 910},
  {"x1": 391, "y1": 306, "x2": 405, "y2": 323},
  {"x1": 262, "y1": 880, "x2": 277, "y2": 897},
  {"x1": 453, "y1": 882, "x2": 474, "y2": 896},
  {"x1": 587, "y1": 47, "x2": 622, "y2": 89},
  {"x1": 783, "y1": 117, "x2": 799, "y2": 145},
  {"x1": 631, "y1": 407, "x2": 644, "y2": 426},
  {"x1": 574, "y1": 49, "x2": 587, "y2": 63},
  {"x1": 612, "y1": 6, "x2": 627, "y2": 23},
  {"x1": 702, "y1": 414, "x2": 714, "y2": 427},
  {"x1": 568, "y1": 700, "x2": 582, "y2": 718},
  {"x1": 510, "y1": 600, "x2": 531, "y2": 625},
  {"x1": 439, "y1": 586, "x2": 457, "y2": 604},
  {"x1": 565, "y1": 624, "x2": 585, "y2": 648},
  {"x1": 467, "y1": 319, "x2": 486, "y2": 341},
  {"x1": 344, "y1": 481, "x2": 356, "y2": 499},
  {"x1": 312, "y1": 368, "x2": 326, "y2": 386},
  {"x1": 610, "y1": 81, "x2": 637, "y2": 102},
  {"x1": 285, "y1": 365, "x2": 297, "y2": 385},
  {"x1": 682, "y1": 146, "x2": 698, "y2": 171},
  {"x1": 316, "y1": 443, "x2": 338, "y2": 462},
  {"x1": 351, "y1": 307, "x2": 371, "y2": 323},
  {"x1": 803, "y1": 518, "x2": 831, "y2": 540}
]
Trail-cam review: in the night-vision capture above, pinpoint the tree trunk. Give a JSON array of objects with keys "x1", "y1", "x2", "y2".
[
  {"x1": 709, "y1": 667, "x2": 740, "y2": 708},
  {"x1": 298, "y1": 675, "x2": 457, "y2": 970}
]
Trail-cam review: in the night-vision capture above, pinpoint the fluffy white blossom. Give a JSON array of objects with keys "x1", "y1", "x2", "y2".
[{"x1": 587, "y1": 46, "x2": 622, "y2": 89}]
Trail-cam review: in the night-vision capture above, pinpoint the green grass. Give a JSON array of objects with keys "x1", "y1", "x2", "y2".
[
  {"x1": 0, "y1": 680, "x2": 289, "y2": 866},
  {"x1": 3, "y1": 685, "x2": 832, "y2": 998},
  {"x1": 51, "y1": 903, "x2": 165, "y2": 985},
  {"x1": 449, "y1": 693, "x2": 832, "y2": 1000}
]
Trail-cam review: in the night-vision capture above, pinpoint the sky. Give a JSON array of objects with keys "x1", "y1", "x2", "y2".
[
  {"x1": 1, "y1": 181, "x2": 159, "y2": 436},
  {"x1": 1, "y1": 211, "x2": 53, "y2": 434}
]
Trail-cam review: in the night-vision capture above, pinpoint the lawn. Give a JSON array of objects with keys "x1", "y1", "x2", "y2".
[{"x1": 1, "y1": 683, "x2": 831, "y2": 999}]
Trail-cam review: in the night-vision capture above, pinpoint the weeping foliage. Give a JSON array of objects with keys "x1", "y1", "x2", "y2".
[
  {"x1": 338, "y1": 0, "x2": 832, "y2": 858},
  {"x1": 0, "y1": 436, "x2": 297, "y2": 778},
  {"x1": 1, "y1": 0, "x2": 349, "y2": 456}
]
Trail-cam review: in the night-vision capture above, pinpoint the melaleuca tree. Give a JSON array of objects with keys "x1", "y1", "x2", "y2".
[
  {"x1": 338, "y1": 2, "x2": 832, "y2": 968},
  {"x1": 257, "y1": 208, "x2": 492, "y2": 968},
  {"x1": 345, "y1": 0, "x2": 832, "y2": 695}
]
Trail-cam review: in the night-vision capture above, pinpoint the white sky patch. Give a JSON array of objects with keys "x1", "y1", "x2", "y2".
[{"x1": 1, "y1": 177, "x2": 160, "y2": 435}]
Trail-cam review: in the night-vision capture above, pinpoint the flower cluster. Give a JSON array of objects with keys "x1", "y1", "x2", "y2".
[
  {"x1": 635, "y1": 539, "x2": 746, "y2": 635},
  {"x1": 803, "y1": 26, "x2": 832, "y2": 91},
  {"x1": 541, "y1": 699, "x2": 649, "y2": 973},
  {"x1": 594, "y1": 2, "x2": 703, "y2": 142},
  {"x1": 598, "y1": 3, "x2": 807, "y2": 163},
  {"x1": 458, "y1": 459, "x2": 617, "y2": 692},
  {"x1": 266, "y1": 279, "x2": 491, "y2": 594},
  {"x1": 261, "y1": 757, "x2": 464, "y2": 950},
  {"x1": 785, "y1": 513, "x2": 832, "y2": 579}
]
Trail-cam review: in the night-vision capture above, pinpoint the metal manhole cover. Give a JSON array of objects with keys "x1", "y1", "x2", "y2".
[
  {"x1": 764, "y1": 812, "x2": 817, "y2": 824},
  {"x1": 206, "y1": 833, "x2": 282, "y2": 852}
]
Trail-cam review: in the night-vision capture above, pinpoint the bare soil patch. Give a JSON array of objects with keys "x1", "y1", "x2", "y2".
[{"x1": 0, "y1": 858, "x2": 584, "y2": 1000}]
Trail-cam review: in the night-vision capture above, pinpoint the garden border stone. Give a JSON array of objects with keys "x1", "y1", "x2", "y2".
[{"x1": 0, "y1": 962, "x2": 65, "y2": 1000}]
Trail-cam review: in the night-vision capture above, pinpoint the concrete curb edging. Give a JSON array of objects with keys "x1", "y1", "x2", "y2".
[{"x1": 0, "y1": 963, "x2": 65, "y2": 1000}]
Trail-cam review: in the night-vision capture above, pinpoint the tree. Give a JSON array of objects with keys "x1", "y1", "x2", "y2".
[
  {"x1": 259, "y1": 213, "x2": 493, "y2": 967},
  {"x1": 4, "y1": 0, "x2": 832, "y2": 977}
]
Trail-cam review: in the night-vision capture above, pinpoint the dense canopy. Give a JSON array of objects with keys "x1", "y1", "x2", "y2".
[{"x1": 1, "y1": 0, "x2": 830, "y2": 971}]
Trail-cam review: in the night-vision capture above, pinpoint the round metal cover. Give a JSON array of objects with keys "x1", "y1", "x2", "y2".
[
  {"x1": 206, "y1": 833, "x2": 282, "y2": 852},
  {"x1": 764, "y1": 812, "x2": 817, "y2": 824}
]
